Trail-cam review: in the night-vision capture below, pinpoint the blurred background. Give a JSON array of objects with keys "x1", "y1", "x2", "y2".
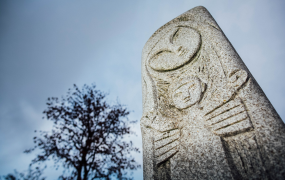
[{"x1": 1, "y1": 0, "x2": 285, "y2": 179}]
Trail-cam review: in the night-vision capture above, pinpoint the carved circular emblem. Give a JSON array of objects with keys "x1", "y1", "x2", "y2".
[
  {"x1": 149, "y1": 27, "x2": 201, "y2": 71},
  {"x1": 169, "y1": 76, "x2": 202, "y2": 109}
]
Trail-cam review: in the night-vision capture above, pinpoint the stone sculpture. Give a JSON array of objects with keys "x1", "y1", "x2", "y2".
[{"x1": 141, "y1": 6, "x2": 285, "y2": 180}]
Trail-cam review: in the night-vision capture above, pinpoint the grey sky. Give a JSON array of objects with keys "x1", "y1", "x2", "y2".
[{"x1": 0, "y1": 0, "x2": 285, "y2": 179}]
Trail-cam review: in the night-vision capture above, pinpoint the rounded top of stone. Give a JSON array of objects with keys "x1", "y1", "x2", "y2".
[{"x1": 144, "y1": 6, "x2": 219, "y2": 48}]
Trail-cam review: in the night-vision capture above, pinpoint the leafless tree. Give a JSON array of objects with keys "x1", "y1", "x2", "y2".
[{"x1": 25, "y1": 84, "x2": 140, "y2": 180}]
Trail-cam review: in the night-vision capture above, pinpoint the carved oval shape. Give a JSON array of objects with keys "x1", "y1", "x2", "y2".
[
  {"x1": 149, "y1": 51, "x2": 180, "y2": 71},
  {"x1": 149, "y1": 27, "x2": 201, "y2": 71}
]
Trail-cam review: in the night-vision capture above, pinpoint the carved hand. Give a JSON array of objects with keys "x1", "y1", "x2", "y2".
[
  {"x1": 154, "y1": 129, "x2": 180, "y2": 165},
  {"x1": 204, "y1": 98, "x2": 253, "y2": 137},
  {"x1": 140, "y1": 110, "x2": 157, "y2": 128},
  {"x1": 227, "y1": 69, "x2": 248, "y2": 91}
]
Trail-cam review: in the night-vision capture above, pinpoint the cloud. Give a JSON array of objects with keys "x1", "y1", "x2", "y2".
[{"x1": 0, "y1": 1, "x2": 284, "y2": 179}]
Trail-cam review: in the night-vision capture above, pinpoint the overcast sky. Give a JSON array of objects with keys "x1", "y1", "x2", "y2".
[{"x1": 0, "y1": 0, "x2": 285, "y2": 179}]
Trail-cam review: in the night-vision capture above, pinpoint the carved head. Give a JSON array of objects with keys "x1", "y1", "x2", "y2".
[{"x1": 169, "y1": 76, "x2": 205, "y2": 109}]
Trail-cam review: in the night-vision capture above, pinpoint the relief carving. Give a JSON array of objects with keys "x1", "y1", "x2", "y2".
[{"x1": 141, "y1": 6, "x2": 285, "y2": 180}]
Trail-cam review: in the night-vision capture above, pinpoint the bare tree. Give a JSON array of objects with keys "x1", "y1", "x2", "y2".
[{"x1": 25, "y1": 84, "x2": 140, "y2": 180}]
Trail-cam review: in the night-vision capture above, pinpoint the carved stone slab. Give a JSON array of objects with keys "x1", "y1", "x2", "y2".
[{"x1": 141, "y1": 6, "x2": 285, "y2": 180}]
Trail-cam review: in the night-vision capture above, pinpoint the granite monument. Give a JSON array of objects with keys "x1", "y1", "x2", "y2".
[{"x1": 141, "y1": 6, "x2": 285, "y2": 180}]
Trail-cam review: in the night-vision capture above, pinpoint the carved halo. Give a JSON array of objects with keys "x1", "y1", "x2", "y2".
[{"x1": 148, "y1": 26, "x2": 201, "y2": 71}]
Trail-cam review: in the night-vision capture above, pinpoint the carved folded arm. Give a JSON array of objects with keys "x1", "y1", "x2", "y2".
[
  {"x1": 204, "y1": 98, "x2": 253, "y2": 137},
  {"x1": 154, "y1": 129, "x2": 180, "y2": 165},
  {"x1": 141, "y1": 111, "x2": 180, "y2": 165},
  {"x1": 202, "y1": 69, "x2": 248, "y2": 115},
  {"x1": 201, "y1": 69, "x2": 252, "y2": 137}
]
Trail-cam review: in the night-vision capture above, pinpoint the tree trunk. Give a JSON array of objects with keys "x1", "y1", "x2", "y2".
[{"x1": 77, "y1": 166, "x2": 82, "y2": 180}]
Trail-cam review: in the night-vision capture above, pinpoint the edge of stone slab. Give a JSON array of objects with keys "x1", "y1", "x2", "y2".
[{"x1": 143, "y1": 6, "x2": 220, "y2": 52}]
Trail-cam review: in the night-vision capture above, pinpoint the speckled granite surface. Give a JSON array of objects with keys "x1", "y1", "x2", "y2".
[{"x1": 141, "y1": 6, "x2": 285, "y2": 180}]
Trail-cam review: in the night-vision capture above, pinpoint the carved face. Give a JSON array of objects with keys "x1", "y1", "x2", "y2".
[{"x1": 170, "y1": 76, "x2": 202, "y2": 109}]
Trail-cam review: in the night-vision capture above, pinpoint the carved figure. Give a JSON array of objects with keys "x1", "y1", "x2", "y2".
[{"x1": 141, "y1": 6, "x2": 285, "y2": 180}]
